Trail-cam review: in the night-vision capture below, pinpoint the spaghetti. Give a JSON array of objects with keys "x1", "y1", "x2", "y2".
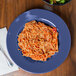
[{"x1": 18, "y1": 20, "x2": 58, "y2": 61}]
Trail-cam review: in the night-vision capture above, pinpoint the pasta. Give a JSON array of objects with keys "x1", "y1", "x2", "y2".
[{"x1": 18, "y1": 20, "x2": 58, "y2": 61}]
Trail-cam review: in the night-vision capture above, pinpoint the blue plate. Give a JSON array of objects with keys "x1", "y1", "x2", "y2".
[{"x1": 7, "y1": 9, "x2": 71, "y2": 73}]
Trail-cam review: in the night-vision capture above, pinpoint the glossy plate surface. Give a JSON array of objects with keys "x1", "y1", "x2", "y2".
[{"x1": 7, "y1": 9, "x2": 71, "y2": 73}]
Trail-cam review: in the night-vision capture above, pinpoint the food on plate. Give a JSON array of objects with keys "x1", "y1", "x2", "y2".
[
  {"x1": 18, "y1": 20, "x2": 58, "y2": 61},
  {"x1": 45, "y1": 0, "x2": 70, "y2": 4}
]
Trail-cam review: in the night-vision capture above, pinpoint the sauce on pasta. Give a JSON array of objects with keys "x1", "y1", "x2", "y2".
[{"x1": 18, "y1": 20, "x2": 58, "y2": 61}]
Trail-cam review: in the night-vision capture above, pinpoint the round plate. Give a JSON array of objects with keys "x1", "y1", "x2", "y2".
[{"x1": 7, "y1": 9, "x2": 71, "y2": 73}]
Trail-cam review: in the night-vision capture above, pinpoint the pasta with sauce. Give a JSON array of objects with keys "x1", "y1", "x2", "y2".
[{"x1": 18, "y1": 20, "x2": 58, "y2": 61}]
